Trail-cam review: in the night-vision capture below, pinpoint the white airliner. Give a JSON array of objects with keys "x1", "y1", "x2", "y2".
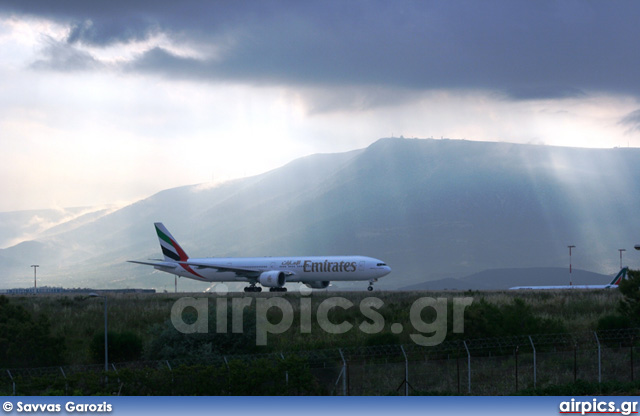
[
  {"x1": 129, "y1": 223, "x2": 391, "y2": 292},
  {"x1": 509, "y1": 267, "x2": 628, "y2": 290}
]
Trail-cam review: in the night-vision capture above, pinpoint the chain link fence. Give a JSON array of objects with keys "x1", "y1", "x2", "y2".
[{"x1": 2, "y1": 327, "x2": 638, "y2": 395}]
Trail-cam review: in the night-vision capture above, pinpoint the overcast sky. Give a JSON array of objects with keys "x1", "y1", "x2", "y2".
[{"x1": 1, "y1": 1, "x2": 639, "y2": 212}]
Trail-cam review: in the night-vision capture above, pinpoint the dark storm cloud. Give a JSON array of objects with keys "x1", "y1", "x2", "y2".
[
  {"x1": 2, "y1": 0, "x2": 640, "y2": 100},
  {"x1": 66, "y1": 16, "x2": 159, "y2": 46},
  {"x1": 31, "y1": 36, "x2": 103, "y2": 71},
  {"x1": 619, "y1": 109, "x2": 640, "y2": 133}
]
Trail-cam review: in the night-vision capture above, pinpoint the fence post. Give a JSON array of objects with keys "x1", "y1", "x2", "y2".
[
  {"x1": 631, "y1": 336, "x2": 635, "y2": 382},
  {"x1": 222, "y1": 356, "x2": 231, "y2": 394},
  {"x1": 339, "y1": 348, "x2": 347, "y2": 396},
  {"x1": 514, "y1": 346, "x2": 519, "y2": 392},
  {"x1": 463, "y1": 340, "x2": 471, "y2": 394},
  {"x1": 594, "y1": 332, "x2": 601, "y2": 383},
  {"x1": 7, "y1": 370, "x2": 14, "y2": 395},
  {"x1": 110, "y1": 363, "x2": 122, "y2": 394},
  {"x1": 456, "y1": 356, "x2": 460, "y2": 394},
  {"x1": 332, "y1": 366, "x2": 345, "y2": 395},
  {"x1": 401, "y1": 345, "x2": 409, "y2": 396},
  {"x1": 528, "y1": 335, "x2": 536, "y2": 389},
  {"x1": 60, "y1": 367, "x2": 68, "y2": 395},
  {"x1": 574, "y1": 342, "x2": 577, "y2": 383},
  {"x1": 280, "y1": 353, "x2": 288, "y2": 387}
]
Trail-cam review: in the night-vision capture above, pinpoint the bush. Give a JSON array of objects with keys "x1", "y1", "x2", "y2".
[
  {"x1": 365, "y1": 332, "x2": 401, "y2": 346},
  {"x1": 90, "y1": 331, "x2": 143, "y2": 363},
  {"x1": 597, "y1": 314, "x2": 632, "y2": 332},
  {"x1": 144, "y1": 303, "x2": 262, "y2": 361},
  {"x1": 461, "y1": 298, "x2": 566, "y2": 339},
  {"x1": 618, "y1": 269, "x2": 640, "y2": 324},
  {"x1": 0, "y1": 295, "x2": 65, "y2": 367}
]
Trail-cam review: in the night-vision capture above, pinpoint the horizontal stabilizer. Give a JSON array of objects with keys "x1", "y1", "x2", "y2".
[{"x1": 128, "y1": 260, "x2": 178, "y2": 269}]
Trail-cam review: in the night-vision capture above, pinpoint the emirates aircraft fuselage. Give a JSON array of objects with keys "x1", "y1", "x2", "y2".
[
  {"x1": 167, "y1": 255, "x2": 391, "y2": 283},
  {"x1": 129, "y1": 223, "x2": 391, "y2": 292}
]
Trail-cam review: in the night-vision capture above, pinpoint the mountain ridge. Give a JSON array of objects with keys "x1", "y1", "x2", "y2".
[{"x1": 1, "y1": 138, "x2": 638, "y2": 291}]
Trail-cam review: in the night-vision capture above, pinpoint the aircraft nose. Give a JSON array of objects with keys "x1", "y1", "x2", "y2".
[{"x1": 381, "y1": 265, "x2": 391, "y2": 276}]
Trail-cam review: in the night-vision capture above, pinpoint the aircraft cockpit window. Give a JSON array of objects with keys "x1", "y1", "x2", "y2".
[{"x1": 377, "y1": 263, "x2": 387, "y2": 266}]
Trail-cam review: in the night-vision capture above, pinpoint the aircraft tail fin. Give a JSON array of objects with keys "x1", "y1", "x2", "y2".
[
  {"x1": 610, "y1": 267, "x2": 629, "y2": 286},
  {"x1": 154, "y1": 222, "x2": 189, "y2": 262}
]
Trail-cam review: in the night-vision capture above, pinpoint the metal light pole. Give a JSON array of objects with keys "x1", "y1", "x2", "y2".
[
  {"x1": 89, "y1": 293, "x2": 108, "y2": 373},
  {"x1": 619, "y1": 249, "x2": 626, "y2": 269},
  {"x1": 568, "y1": 245, "x2": 575, "y2": 285},
  {"x1": 30, "y1": 265, "x2": 39, "y2": 294}
]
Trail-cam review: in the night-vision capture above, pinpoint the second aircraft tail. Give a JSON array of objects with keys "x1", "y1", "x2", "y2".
[{"x1": 610, "y1": 267, "x2": 629, "y2": 286}]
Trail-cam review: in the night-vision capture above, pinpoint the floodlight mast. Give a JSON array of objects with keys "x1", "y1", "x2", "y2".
[
  {"x1": 30, "y1": 265, "x2": 39, "y2": 294},
  {"x1": 568, "y1": 245, "x2": 575, "y2": 286},
  {"x1": 89, "y1": 293, "x2": 108, "y2": 374}
]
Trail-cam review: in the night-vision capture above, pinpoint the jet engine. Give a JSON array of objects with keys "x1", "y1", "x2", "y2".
[
  {"x1": 304, "y1": 281, "x2": 330, "y2": 289},
  {"x1": 259, "y1": 271, "x2": 286, "y2": 288}
]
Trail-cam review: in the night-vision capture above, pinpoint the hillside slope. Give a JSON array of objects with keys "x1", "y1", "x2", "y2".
[{"x1": 1, "y1": 138, "x2": 638, "y2": 291}]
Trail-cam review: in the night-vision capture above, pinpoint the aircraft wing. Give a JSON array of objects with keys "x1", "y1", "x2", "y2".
[
  {"x1": 128, "y1": 260, "x2": 179, "y2": 269},
  {"x1": 179, "y1": 260, "x2": 295, "y2": 279},
  {"x1": 128, "y1": 259, "x2": 283, "y2": 278},
  {"x1": 129, "y1": 259, "x2": 260, "y2": 275},
  {"x1": 179, "y1": 261, "x2": 262, "y2": 278}
]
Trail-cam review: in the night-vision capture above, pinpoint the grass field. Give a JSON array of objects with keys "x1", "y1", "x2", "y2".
[{"x1": 4, "y1": 289, "x2": 623, "y2": 367}]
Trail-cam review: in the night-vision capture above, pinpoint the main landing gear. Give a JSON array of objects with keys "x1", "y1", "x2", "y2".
[{"x1": 243, "y1": 285, "x2": 288, "y2": 293}]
